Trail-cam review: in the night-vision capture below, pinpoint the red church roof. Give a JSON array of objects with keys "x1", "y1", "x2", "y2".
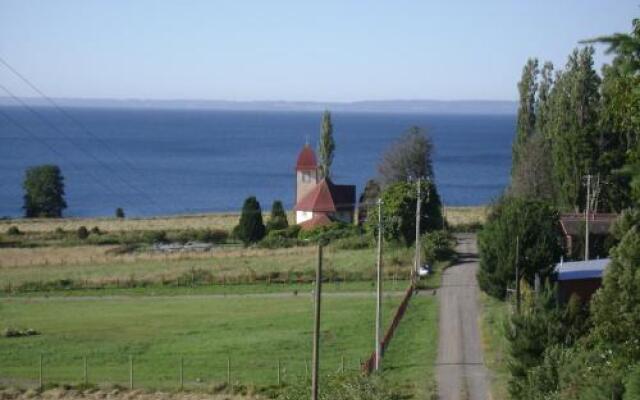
[
  {"x1": 296, "y1": 145, "x2": 317, "y2": 171},
  {"x1": 294, "y1": 178, "x2": 356, "y2": 212},
  {"x1": 299, "y1": 213, "x2": 334, "y2": 230}
]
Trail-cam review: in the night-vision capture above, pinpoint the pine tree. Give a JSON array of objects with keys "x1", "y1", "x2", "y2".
[
  {"x1": 266, "y1": 200, "x2": 288, "y2": 232},
  {"x1": 235, "y1": 196, "x2": 266, "y2": 245},
  {"x1": 318, "y1": 110, "x2": 335, "y2": 179}
]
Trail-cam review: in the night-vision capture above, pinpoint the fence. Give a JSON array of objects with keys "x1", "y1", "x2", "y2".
[
  {"x1": 361, "y1": 282, "x2": 415, "y2": 374},
  {"x1": 1, "y1": 354, "x2": 362, "y2": 390}
]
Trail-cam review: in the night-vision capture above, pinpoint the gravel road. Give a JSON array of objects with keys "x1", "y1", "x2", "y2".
[{"x1": 436, "y1": 234, "x2": 489, "y2": 400}]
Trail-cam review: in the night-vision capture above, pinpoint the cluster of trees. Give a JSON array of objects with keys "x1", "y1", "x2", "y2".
[
  {"x1": 511, "y1": 19, "x2": 640, "y2": 212},
  {"x1": 234, "y1": 197, "x2": 289, "y2": 245},
  {"x1": 479, "y1": 18, "x2": 640, "y2": 399}
]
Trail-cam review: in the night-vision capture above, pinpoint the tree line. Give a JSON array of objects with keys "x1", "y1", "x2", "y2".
[{"x1": 479, "y1": 17, "x2": 640, "y2": 399}]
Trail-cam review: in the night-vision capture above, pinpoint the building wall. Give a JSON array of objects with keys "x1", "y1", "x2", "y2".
[
  {"x1": 296, "y1": 169, "x2": 318, "y2": 204},
  {"x1": 558, "y1": 278, "x2": 602, "y2": 303},
  {"x1": 296, "y1": 210, "x2": 313, "y2": 224}
]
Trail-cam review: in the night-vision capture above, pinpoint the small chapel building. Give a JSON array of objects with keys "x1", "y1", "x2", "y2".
[{"x1": 293, "y1": 144, "x2": 356, "y2": 230}]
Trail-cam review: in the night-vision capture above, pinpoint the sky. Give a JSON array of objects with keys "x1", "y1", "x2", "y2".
[{"x1": 0, "y1": 1, "x2": 637, "y2": 102}]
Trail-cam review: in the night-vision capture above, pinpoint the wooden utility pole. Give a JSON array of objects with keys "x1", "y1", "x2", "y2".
[
  {"x1": 585, "y1": 174, "x2": 591, "y2": 261},
  {"x1": 515, "y1": 236, "x2": 521, "y2": 314},
  {"x1": 414, "y1": 178, "x2": 421, "y2": 281},
  {"x1": 375, "y1": 199, "x2": 383, "y2": 371},
  {"x1": 311, "y1": 244, "x2": 323, "y2": 400}
]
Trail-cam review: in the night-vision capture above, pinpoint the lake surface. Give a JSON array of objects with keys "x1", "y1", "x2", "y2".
[{"x1": 0, "y1": 107, "x2": 514, "y2": 217}]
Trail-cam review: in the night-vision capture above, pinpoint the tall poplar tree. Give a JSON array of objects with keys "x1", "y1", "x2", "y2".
[
  {"x1": 512, "y1": 58, "x2": 539, "y2": 173},
  {"x1": 318, "y1": 110, "x2": 335, "y2": 179},
  {"x1": 535, "y1": 61, "x2": 554, "y2": 138},
  {"x1": 548, "y1": 47, "x2": 601, "y2": 211}
]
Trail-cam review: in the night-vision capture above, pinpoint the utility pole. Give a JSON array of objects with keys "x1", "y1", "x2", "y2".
[
  {"x1": 414, "y1": 177, "x2": 422, "y2": 281},
  {"x1": 311, "y1": 244, "x2": 323, "y2": 400},
  {"x1": 515, "y1": 236, "x2": 521, "y2": 314},
  {"x1": 375, "y1": 198, "x2": 383, "y2": 371},
  {"x1": 585, "y1": 174, "x2": 591, "y2": 261}
]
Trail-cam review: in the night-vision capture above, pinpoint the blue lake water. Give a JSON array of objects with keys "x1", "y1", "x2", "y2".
[{"x1": 0, "y1": 107, "x2": 514, "y2": 217}]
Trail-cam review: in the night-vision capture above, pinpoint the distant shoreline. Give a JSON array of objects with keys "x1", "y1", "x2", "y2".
[{"x1": 0, "y1": 98, "x2": 517, "y2": 115}]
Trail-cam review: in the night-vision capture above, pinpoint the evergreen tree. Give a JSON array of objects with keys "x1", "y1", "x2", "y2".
[
  {"x1": 22, "y1": 165, "x2": 67, "y2": 218},
  {"x1": 512, "y1": 58, "x2": 539, "y2": 172},
  {"x1": 235, "y1": 196, "x2": 266, "y2": 245},
  {"x1": 535, "y1": 61, "x2": 554, "y2": 138},
  {"x1": 318, "y1": 110, "x2": 335, "y2": 178},
  {"x1": 477, "y1": 196, "x2": 562, "y2": 299},
  {"x1": 266, "y1": 200, "x2": 288, "y2": 232}
]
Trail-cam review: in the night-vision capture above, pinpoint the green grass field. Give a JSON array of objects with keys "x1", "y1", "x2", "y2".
[
  {"x1": 480, "y1": 293, "x2": 510, "y2": 400},
  {"x1": 0, "y1": 293, "x2": 411, "y2": 390}
]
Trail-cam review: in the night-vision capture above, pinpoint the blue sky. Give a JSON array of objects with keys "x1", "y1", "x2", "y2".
[{"x1": 0, "y1": 1, "x2": 637, "y2": 102}]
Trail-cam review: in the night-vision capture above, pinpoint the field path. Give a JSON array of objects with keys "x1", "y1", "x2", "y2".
[{"x1": 436, "y1": 233, "x2": 488, "y2": 400}]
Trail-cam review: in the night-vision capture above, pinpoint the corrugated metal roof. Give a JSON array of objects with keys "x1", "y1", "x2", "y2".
[{"x1": 554, "y1": 258, "x2": 610, "y2": 281}]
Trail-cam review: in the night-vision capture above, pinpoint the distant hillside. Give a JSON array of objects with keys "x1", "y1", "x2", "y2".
[{"x1": 0, "y1": 97, "x2": 517, "y2": 115}]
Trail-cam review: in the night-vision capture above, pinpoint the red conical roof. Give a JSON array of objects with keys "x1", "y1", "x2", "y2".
[{"x1": 296, "y1": 144, "x2": 317, "y2": 171}]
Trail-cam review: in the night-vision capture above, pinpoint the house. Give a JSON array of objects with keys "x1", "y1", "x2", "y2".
[
  {"x1": 293, "y1": 144, "x2": 356, "y2": 230},
  {"x1": 559, "y1": 213, "x2": 617, "y2": 257},
  {"x1": 554, "y1": 258, "x2": 610, "y2": 303}
]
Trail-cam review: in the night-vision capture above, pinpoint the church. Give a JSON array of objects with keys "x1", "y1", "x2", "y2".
[{"x1": 293, "y1": 144, "x2": 356, "y2": 230}]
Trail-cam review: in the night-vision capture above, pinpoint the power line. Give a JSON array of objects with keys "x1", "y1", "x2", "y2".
[
  {"x1": 0, "y1": 83, "x2": 163, "y2": 214},
  {"x1": 0, "y1": 55, "x2": 174, "y2": 212},
  {"x1": 0, "y1": 108, "x2": 146, "y2": 215}
]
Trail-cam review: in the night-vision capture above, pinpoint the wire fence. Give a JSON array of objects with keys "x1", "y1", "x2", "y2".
[{"x1": 1, "y1": 353, "x2": 364, "y2": 390}]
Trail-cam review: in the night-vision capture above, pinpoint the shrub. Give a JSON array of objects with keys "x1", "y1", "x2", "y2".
[
  {"x1": 197, "y1": 229, "x2": 228, "y2": 243},
  {"x1": 422, "y1": 230, "x2": 455, "y2": 264},
  {"x1": 144, "y1": 230, "x2": 167, "y2": 244},
  {"x1": 90, "y1": 226, "x2": 101, "y2": 235},
  {"x1": 6, "y1": 226, "x2": 21, "y2": 236},
  {"x1": 331, "y1": 235, "x2": 372, "y2": 250},
  {"x1": 115, "y1": 207, "x2": 125, "y2": 218},
  {"x1": 76, "y1": 226, "x2": 89, "y2": 240},
  {"x1": 299, "y1": 222, "x2": 360, "y2": 243}
]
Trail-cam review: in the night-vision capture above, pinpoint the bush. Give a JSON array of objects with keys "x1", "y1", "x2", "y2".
[
  {"x1": 422, "y1": 231, "x2": 455, "y2": 264},
  {"x1": 90, "y1": 226, "x2": 101, "y2": 235},
  {"x1": 6, "y1": 226, "x2": 21, "y2": 236},
  {"x1": 197, "y1": 229, "x2": 228, "y2": 243},
  {"x1": 331, "y1": 235, "x2": 372, "y2": 250},
  {"x1": 144, "y1": 230, "x2": 167, "y2": 244},
  {"x1": 115, "y1": 207, "x2": 125, "y2": 218},
  {"x1": 76, "y1": 226, "x2": 89, "y2": 239},
  {"x1": 299, "y1": 222, "x2": 360, "y2": 243}
]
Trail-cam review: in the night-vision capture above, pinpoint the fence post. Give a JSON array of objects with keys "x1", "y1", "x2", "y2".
[
  {"x1": 83, "y1": 355, "x2": 88, "y2": 385},
  {"x1": 277, "y1": 359, "x2": 281, "y2": 385},
  {"x1": 129, "y1": 355, "x2": 134, "y2": 390},
  {"x1": 180, "y1": 357, "x2": 184, "y2": 390},
  {"x1": 39, "y1": 354, "x2": 43, "y2": 391},
  {"x1": 227, "y1": 357, "x2": 231, "y2": 386},
  {"x1": 341, "y1": 356, "x2": 345, "y2": 374}
]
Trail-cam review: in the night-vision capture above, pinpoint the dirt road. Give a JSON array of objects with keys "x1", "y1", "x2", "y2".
[{"x1": 436, "y1": 234, "x2": 488, "y2": 400}]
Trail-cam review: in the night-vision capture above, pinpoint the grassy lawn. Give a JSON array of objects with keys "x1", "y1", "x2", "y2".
[
  {"x1": 480, "y1": 292, "x2": 510, "y2": 400},
  {"x1": 0, "y1": 293, "x2": 405, "y2": 390},
  {"x1": 381, "y1": 294, "x2": 439, "y2": 399}
]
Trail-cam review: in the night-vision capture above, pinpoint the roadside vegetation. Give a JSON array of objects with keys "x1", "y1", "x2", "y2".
[{"x1": 479, "y1": 17, "x2": 640, "y2": 400}]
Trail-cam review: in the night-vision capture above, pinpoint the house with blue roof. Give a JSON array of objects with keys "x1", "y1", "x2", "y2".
[{"x1": 554, "y1": 258, "x2": 610, "y2": 302}]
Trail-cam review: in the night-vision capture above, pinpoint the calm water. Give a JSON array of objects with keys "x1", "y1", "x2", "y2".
[{"x1": 0, "y1": 107, "x2": 514, "y2": 217}]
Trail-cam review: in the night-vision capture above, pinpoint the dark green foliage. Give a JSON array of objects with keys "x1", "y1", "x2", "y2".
[
  {"x1": 358, "y1": 179, "x2": 381, "y2": 224},
  {"x1": 367, "y1": 180, "x2": 442, "y2": 246},
  {"x1": 512, "y1": 58, "x2": 539, "y2": 172},
  {"x1": 625, "y1": 364, "x2": 640, "y2": 400},
  {"x1": 144, "y1": 230, "x2": 167, "y2": 243},
  {"x1": 298, "y1": 222, "x2": 360, "y2": 243},
  {"x1": 318, "y1": 110, "x2": 335, "y2": 178},
  {"x1": 258, "y1": 225, "x2": 302, "y2": 248},
  {"x1": 90, "y1": 226, "x2": 101, "y2": 235},
  {"x1": 421, "y1": 231, "x2": 454, "y2": 264},
  {"x1": 266, "y1": 200, "x2": 288, "y2": 232},
  {"x1": 235, "y1": 196, "x2": 266, "y2": 245},
  {"x1": 378, "y1": 126, "x2": 434, "y2": 186},
  {"x1": 6, "y1": 226, "x2": 21, "y2": 236},
  {"x1": 23, "y1": 165, "x2": 67, "y2": 218},
  {"x1": 76, "y1": 226, "x2": 89, "y2": 240},
  {"x1": 331, "y1": 235, "x2": 373, "y2": 250},
  {"x1": 115, "y1": 208, "x2": 125, "y2": 219},
  {"x1": 478, "y1": 196, "x2": 562, "y2": 299}
]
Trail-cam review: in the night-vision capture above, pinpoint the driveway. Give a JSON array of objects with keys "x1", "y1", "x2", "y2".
[{"x1": 436, "y1": 233, "x2": 489, "y2": 400}]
